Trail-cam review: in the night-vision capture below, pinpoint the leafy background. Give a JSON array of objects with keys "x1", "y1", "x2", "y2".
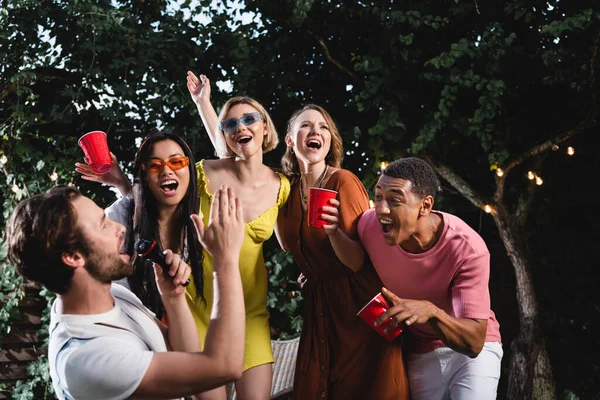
[{"x1": 1, "y1": 1, "x2": 599, "y2": 399}]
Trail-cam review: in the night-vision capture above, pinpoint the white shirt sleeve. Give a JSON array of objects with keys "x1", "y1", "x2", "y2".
[{"x1": 57, "y1": 336, "x2": 153, "y2": 400}]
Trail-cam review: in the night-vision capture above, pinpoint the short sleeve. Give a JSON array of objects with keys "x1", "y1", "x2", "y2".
[
  {"x1": 334, "y1": 171, "x2": 370, "y2": 240},
  {"x1": 59, "y1": 337, "x2": 153, "y2": 400},
  {"x1": 105, "y1": 196, "x2": 134, "y2": 229},
  {"x1": 277, "y1": 174, "x2": 291, "y2": 208},
  {"x1": 451, "y1": 251, "x2": 492, "y2": 320},
  {"x1": 357, "y1": 208, "x2": 372, "y2": 242}
]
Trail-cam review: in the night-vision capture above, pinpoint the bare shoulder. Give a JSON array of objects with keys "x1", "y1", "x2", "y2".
[{"x1": 203, "y1": 158, "x2": 230, "y2": 173}]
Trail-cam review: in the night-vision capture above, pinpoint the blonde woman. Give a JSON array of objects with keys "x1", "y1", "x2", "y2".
[{"x1": 188, "y1": 72, "x2": 290, "y2": 400}]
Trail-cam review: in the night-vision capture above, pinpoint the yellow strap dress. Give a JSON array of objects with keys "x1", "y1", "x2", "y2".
[{"x1": 185, "y1": 159, "x2": 290, "y2": 371}]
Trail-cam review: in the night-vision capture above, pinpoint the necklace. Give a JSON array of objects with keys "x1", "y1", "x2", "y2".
[{"x1": 300, "y1": 165, "x2": 329, "y2": 205}]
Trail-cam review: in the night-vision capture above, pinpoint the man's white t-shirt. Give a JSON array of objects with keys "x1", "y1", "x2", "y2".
[{"x1": 48, "y1": 283, "x2": 169, "y2": 400}]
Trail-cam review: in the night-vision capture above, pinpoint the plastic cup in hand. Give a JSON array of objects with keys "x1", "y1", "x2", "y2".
[
  {"x1": 308, "y1": 187, "x2": 338, "y2": 228},
  {"x1": 78, "y1": 131, "x2": 112, "y2": 174},
  {"x1": 357, "y1": 292, "x2": 403, "y2": 342}
]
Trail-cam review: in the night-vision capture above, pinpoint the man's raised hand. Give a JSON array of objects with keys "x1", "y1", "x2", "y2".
[{"x1": 191, "y1": 185, "x2": 244, "y2": 264}]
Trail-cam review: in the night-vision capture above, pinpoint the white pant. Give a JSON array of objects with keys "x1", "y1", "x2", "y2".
[{"x1": 406, "y1": 342, "x2": 503, "y2": 400}]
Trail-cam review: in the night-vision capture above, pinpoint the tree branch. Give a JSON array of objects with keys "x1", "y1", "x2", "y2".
[
  {"x1": 307, "y1": 30, "x2": 360, "y2": 83},
  {"x1": 423, "y1": 155, "x2": 488, "y2": 210}
]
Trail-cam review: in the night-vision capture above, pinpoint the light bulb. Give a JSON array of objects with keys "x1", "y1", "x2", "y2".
[
  {"x1": 369, "y1": 200, "x2": 375, "y2": 209},
  {"x1": 567, "y1": 146, "x2": 575, "y2": 156},
  {"x1": 67, "y1": 182, "x2": 74, "y2": 187},
  {"x1": 527, "y1": 171, "x2": 535, "y2": 180},
  {"x1": 552, "y1": 144, "x2": 559, "y2": 151},
  {"x1": 380, "y1": 161, "x2": 389, "y2": 170},
  {"x1": 11, "y1": 183, "x2": 18, "y2": 193},
  {"x1": 484, "y1": 205, "x2": 492, "y2": 213},
  {"x1": 0, "y1": 155, "x2": 7, "y2": 165},
  {"x1": 535, "y1": 176, "x2": 543, "y2": 186},
  {"x1": 50, "y1": 171, "x2": 58, "y2": 181},
  {"x1": 496, "y1": 168, "x2": 504, "y2": 177}
]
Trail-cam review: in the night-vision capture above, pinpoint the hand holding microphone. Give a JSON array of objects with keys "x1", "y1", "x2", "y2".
[{"x1": 134, "y1": 238, "x2": 191, "y2": 287}]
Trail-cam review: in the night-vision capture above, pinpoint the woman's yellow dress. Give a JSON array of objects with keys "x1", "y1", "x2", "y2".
[{"x1": 185, "y1": 160, "x2": 290, "y2": 371}]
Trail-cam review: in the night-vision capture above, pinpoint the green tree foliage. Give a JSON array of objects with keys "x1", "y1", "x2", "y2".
[
  {"x1": 1, "y1": 0, "x2": 599, "y2": 399},
  {"x1": 213, "y1": 2, "x2": 599, "y2": 398}
]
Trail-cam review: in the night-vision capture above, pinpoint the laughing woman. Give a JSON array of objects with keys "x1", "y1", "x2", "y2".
[
  {"x1": 76, "y1": 131, "x2": 205, "y2": 323},
  {"x1": 188, "y1": 72, "x2": 409, "y2": 399},
  {"x1": 277, "y1": 105, "x2": 409, "y2": 400},
  {"x1": 188, "y1": 72, "x2": 290, "y2": 400}
]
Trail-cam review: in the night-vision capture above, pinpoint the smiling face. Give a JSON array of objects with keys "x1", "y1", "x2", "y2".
[
  {"x1": 374, "y1": 174, "x2": 433, "y2": 247},
  {"x1": 286, "y1": 109, "x2": 332, "y2": 166},
  {"x1": 221, "y1": 103, "x2": 267, "y2": 159},
  {"x1": 72, "y1": 195, "x2": 132, "y2": 282},
  {"x1": 145, "y1": 139, "x2": 191, "y2": 209}
]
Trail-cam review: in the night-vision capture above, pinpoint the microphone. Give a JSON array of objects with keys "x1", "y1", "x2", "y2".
[{"x1": 134, "y1": 238, "x2": 190, "y2": 287}]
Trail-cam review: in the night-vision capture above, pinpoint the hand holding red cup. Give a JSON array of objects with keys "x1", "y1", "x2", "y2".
[
  {"x1": 357, "y1": 292, "x2": 403, "y2": 342},
  {"x1": 307, "y1": 188, "x2": 338, "y2": 228},
  {"x1": 78, "y1": 131, "x2": 112, "y2": 174}
]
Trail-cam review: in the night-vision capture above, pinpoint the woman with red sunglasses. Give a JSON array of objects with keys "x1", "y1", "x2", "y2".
[{"x1": 76, "y1": 131, "x2": 206, "y2": 325}]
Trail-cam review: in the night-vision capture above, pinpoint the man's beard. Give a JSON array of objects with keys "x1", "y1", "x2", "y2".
[{"x1": 85, "y1": 251, "x2": 133, "y2": 283}]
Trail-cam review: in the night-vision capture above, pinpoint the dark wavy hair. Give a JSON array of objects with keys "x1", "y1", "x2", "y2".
[
  {"x1": 281, "y1": 104, "x2": 343, "y2": 182},
  {"x1": 128, "y1": 131, "x2": 204, "y2": 318},
  {"x1": 6, "y1": 186, "x2": 89, "y2": 294}
]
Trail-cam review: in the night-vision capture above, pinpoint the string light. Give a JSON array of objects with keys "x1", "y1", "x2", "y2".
[
  {"x1": 50, "y1": 171, "x2": 58, "y2": 181},
  {"x1": 0, "y1": 155, "x2": 7, "y2": 165},
  {"x1": 552, "y1": 144, "x2": 559, "y2": 151},
  {"x1": 567, "y1": 146, "x2": 575, "y2": 156},
  {"x1": 535, "y1": 176, "x2": 543, "y2": 186},
  {"x1": 527, "y1": 171, "x2": 535, "y2": 180},
  {"x1": 380, "y1": 161, "x2": 389, "y2": 170},
  {"x1": 68, "y1": 182, "x2": 75, "y2": 187},
  {"x1": 496, "y1": 168, "x2": 504, "y2": 177},
  {"x1": 484, "y1": 205, "x2": 492, "y2": 213},
  {"x1": 369, "y1": 200, "x2": 375, "y2": 209},
  {"x1": 11, "y1": 183, "x2": 19, "y2": 193}
]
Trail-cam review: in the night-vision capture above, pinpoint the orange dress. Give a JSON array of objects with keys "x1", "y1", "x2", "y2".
[{"x1": 278, "y1": 169, "x2": 409, "y2": 400}]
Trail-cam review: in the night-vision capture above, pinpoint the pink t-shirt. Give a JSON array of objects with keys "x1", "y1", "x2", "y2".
[{"x1": 358, "y1": 209, "x2": 501, "y2": 354}]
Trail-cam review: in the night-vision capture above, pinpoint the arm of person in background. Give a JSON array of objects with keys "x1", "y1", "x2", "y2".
[
  {"x1": 320, "y1": 174, "x2": 370, "y2": 272},
  {"x1": 187, "y1": 71, "x2": 220, "y2": 151},
  {"x1": 75, "y1": 152, "x2": 132, "y2": 196},
  {"x1": 133, "y1": 185, "x2": 246, "y2": 398},
  {"x1": 376, "y1": 287, "x2": 488, "y2": 358},
  {"x1": 321, "y1": 198, "x2": 366, "y2": 272}
]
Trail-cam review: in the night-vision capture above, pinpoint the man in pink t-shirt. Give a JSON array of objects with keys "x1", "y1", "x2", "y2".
[{"x1": 324, "y1": 157, "x2": 502, "y2": 400}]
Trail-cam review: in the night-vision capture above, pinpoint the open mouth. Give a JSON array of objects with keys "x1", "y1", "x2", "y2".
[
  {"x1": 160, "y1": 179, "x2": 179, "y2": 194},
  {"x1": 379, "y1": 218, "x2": 394, "y2": 234},
  {"x1": 237, "y1": 135, "x2": 252, "y2": 144},
  {"x1": 306, "y1": 139, "x2": 322, "y2": 149}
]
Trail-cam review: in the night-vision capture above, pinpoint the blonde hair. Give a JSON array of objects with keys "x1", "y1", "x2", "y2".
[
  {"x1": 281, "y1": 104, "x2": 343, "y2": 178},
  {"x1": 215, "y1": 96, "x2": 279, "y2": 158}
]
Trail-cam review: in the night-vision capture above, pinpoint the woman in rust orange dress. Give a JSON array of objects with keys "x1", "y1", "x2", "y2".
[{"x1": 277, "y1": 104, "x2": 409, "y2": 400}]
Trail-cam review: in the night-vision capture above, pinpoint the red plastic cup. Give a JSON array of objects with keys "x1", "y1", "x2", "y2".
[
  {"x1": 78, "y1": 131, "x2": 112, "y2": 174},
  {"x1": 307, "y1": 188, "x2": 338, "y2": 228},
  {"x1": 357, "y1": 292, "x2": 403, "y2": 342}
]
